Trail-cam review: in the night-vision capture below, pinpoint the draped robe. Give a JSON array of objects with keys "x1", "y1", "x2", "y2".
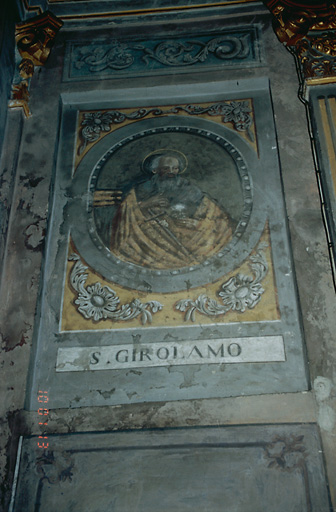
[{"x1": 111, "y1": 176, "x2": 233, "y2": 270}]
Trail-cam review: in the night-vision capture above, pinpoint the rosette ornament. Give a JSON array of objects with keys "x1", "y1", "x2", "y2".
[
  {"x1": 176, "y1": 244, "x2": 268, "y2": 321},
  {"x1": 69, "y1": 254, "x2": 163, "y2": 324}
]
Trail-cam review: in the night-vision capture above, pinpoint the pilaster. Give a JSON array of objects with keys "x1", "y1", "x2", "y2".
[{"x1": 263, "y1": 0, "x2": 336, "y2": 281}]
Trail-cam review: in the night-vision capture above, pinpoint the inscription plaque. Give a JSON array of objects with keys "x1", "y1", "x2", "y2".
[{"x1": 56, "y1": 336, "x2": 286, "y2": 371}]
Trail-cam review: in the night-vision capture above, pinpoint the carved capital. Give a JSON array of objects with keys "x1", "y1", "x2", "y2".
[
  {"x1": 262, "y1": 2, "x2": 336, "y2": 85},
  {"x1": 295, "y1": 32, "x2": 336, "y2": 83},
  {"x1": 15, "y1": 10, "x2": 63, "y2": 67},
  {"x1": 9, "y1": 10, "x2": 63, "y2": 117},
  {"x1": 262, "y1": 1, "x2": 336, "y2": 45}
]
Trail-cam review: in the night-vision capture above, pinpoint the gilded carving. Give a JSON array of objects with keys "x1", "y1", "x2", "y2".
[
  {"x1": 8, "y1": 82, "x2": 31, "y2": 118},
  {"x1": 263, "y1": 2, "x2": 336, "y2": 85},
  {"x1": 15, "y1": 10, "x2": 63, "y2": 68},
  {"x1": 262, "y1": 1, "x2": 336, "y2": 44},
  {"x1": 18, "y1": 58, "x2": 35, "y2": 80},
  {"x1": 9, "y1": 10, "x2": 63, "y2": 117},
  {"x1": 296, "y1": 32, "x2": 336, "y2": 80}
]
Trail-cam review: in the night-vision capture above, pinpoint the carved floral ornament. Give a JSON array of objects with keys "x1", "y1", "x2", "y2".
[
  {"x1": 69, "y1": 254, "x2": 163, "y2": 325},
  {"x1": 68, "y1": 245, "x2": 268, "y2": 325},
  {"x1": 78, "y1": 102, "x2": 254, "y2": 155}
]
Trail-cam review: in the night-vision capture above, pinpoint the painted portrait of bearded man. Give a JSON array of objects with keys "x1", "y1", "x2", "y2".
[{"x1": 110, "y1": 150, "x2": 233, "y2": 269}]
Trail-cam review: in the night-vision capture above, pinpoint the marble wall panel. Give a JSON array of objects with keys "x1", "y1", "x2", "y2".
[
  {"x1": 12, "y1": 424, "x2": 331, "y2": 512},
  {"x1": 24, "y1": 79, "x2": 309, "y2": 409}
]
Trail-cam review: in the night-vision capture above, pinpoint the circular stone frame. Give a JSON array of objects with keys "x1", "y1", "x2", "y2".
[{"x1": 71, "y1": 116, "x2": 266, "y2": 293}]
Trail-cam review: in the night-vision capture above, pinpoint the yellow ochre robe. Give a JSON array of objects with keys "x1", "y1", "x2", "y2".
[{"x1": 111, "y1": 189, "x2": 232, "y2": 269}]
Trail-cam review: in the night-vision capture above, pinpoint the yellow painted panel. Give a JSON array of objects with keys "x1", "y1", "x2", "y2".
[
  {"x1": 75, "y1": 100, "x2": 258, "y2": 169},
  {"x1": 61, "y1": 225, "x2": 280, "y2": 332}
]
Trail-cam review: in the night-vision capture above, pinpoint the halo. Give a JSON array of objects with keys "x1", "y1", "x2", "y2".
[{"x1": 142, "y1": 149, "x2": 188, "y2": 175}]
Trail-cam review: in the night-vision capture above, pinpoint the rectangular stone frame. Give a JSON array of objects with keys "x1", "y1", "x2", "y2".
[
  {"x1": 308, "y1": 85, "x2": 336, "y2": 275},
  {"x1": 25, "y1": 77, "x2": 309, "y2": 410},
  {"x1": 12, "y1": 425, "x2": 331, "y2": 511}
]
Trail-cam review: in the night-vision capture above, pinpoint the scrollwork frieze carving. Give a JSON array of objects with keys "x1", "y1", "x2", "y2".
[
  {"x1": 74, "y1": 34, "x2": 252, "y2": 71},
  {"x1": 78, "y1": 101, "x2": 254, "y2": 155},
  {"x1": 66, "y1": 27, "x2": 261, "y2": 82}
]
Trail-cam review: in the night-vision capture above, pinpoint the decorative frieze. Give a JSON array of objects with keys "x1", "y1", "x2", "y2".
[
  {"x1": 64, "y1": 27, "x2": 262, "y2": 81},
  {"x1": 78, "y1": 102, "x2": 254, "y2": 155}
]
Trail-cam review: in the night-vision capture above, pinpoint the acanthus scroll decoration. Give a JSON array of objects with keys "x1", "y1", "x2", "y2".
[
  {"x1": 75, "y1": 35, "x2": 251, "y2": 72},
  {"x1": 78, "y1": 101, "x2": 254, "y2": 154},
  {"x1": 175, "y1": 244, "x2": 268, "y2": 322}
]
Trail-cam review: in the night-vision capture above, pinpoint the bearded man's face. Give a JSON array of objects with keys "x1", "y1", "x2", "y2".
[{"x1": 155, "y1": 156, "x2": 180, "y2": 179}]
